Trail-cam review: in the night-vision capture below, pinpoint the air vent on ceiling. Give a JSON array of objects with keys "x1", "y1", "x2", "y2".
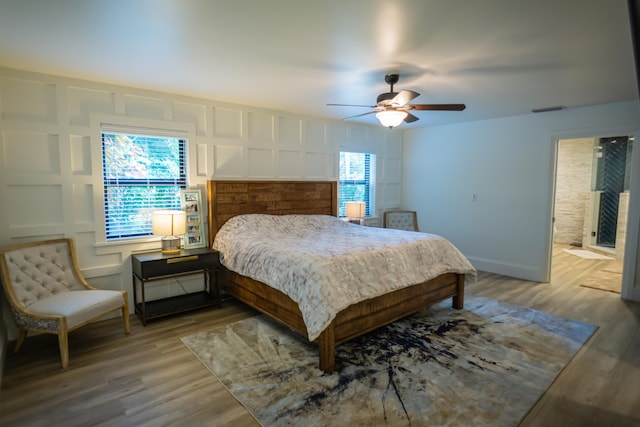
[{"x1": 531, "y1": 106, "x2": 566, "y2": 113}]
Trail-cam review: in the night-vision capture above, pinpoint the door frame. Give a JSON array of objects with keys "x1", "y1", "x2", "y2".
[{"x1": 546, "y1": 126, "x2": 640, "y2": 301}]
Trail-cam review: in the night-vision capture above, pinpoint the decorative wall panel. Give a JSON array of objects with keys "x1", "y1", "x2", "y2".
[
  {"x1": 0, "y1": 78, "x2": 57, "y2": 123},
  {"x1": 327, "y1": 123, "x2": 348, "y2": 147},
  {"x1": 7, "y1": 185, "x2": 63, "y2": 226},
  {"x1": 304, "y1": 152, "x2": 326, "y2": 178},
  {"x1": 3, "y1": 131, "x2": 60, "y2": 174},
  {"x1": 248, "y1": 148, "x2": 274, "y2": 177},
  {"x1": 214, "y1": 145, "x2": 243, "y2": 176},
  {"x1": 75, "y1": 232, "x2": 121, "y2": 269},
  {"x1": 278, "y1": 150, "x2": 302, "y2": 177},
  {"x1": 383, "y1": 157, "x2": 401, "y2": 181},
  {"x1": 84, "y1": 274, "x2": 123, "y2": 292},
  {"x1": 384, "y1": 183, "x2": 402, "y2": 206},
  {"x1": 214, "y1": 107, "x2": 242, "y2": 139},
  {"x1": 68, "y1": 87, "x2": 115, "y2": 127},
  {"x1": 248, "y1": 112, "x2": 274, "y2": 144},
  {"x1": 303, "y1": 119, "x2": 326, "y2": 148},
  {"x1": 70, "y1": 135, "x2": 92, "y2": 175},
  {"x1": 279, "y1": 116, "x2": 301, "y2": 146},
  {"x1": 385, "y1": 135, "x2": 403, "y2": 157},
  {"x1": 72, "y1": 184, "x2": 94, "y2": 224},
  {"x1": 349, "y1": 126, "x2": 367, "y2": 145},
  {"x1": 124, "y1": 94, "x2": 165, "y2": 119},
  {"x1": 173, "y1": 101, "x2": 207, "y2": 136},
  {"x1": 197, "y1": 143, "x2": 208, "y2": 176}
]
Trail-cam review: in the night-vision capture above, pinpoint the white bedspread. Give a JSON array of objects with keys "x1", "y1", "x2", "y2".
[{"x1": 213, "y1": 214, "x2": 476, "y2": 341}]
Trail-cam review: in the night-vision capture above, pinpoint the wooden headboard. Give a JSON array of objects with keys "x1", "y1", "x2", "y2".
[{"x1": 206, "y1": 180, "x2": 338, "y2": 246}]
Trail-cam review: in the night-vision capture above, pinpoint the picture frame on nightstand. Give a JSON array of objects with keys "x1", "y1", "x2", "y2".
[{"x1": 181, "y1": 189, "x2": 206, "y2": 249}]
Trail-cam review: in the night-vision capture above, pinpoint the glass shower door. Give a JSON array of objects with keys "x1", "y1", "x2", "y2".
[{"x1": 592, "y1": 136, "x2": 633, "y2": 248}]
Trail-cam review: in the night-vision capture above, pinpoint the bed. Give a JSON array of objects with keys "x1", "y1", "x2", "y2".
[{"x1": 207, "y1": 180, "x2": 476, "y2": 372}]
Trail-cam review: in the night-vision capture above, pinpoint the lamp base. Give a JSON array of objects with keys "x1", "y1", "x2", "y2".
[{"x1": 160, "y1": 236, "x2": 181, "y2": 254}]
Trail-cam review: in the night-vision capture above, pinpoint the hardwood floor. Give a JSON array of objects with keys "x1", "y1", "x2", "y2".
[{"x1": 1, "y1": 255, "x2": 639, "y2": 426}]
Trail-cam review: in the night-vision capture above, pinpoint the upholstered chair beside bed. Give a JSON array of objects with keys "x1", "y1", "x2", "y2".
[
  {"x1": 0, "y1": 238, "x2": 130, "y2": 368},
  {"x1": 383, "y1": 210, "x2": 419, "y2": 231}
]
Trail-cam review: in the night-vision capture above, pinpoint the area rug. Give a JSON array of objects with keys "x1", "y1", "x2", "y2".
[
  {"x1": 563, "y1": 248, "x2": 615, "y2": 260},
  {"x1": 181, "y1": 295, "x2": 597, "y2": 427}
]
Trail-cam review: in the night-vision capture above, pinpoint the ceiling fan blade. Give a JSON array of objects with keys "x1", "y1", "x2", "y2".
[
  {"x1": 327, "y1": 103, "x2": 376, "y2": 108},
  {"x1": 342, "y1": 111, "x2": 377, "y2": 120},
  {"x1": 404, "y1": 112, "x2": 420, "y2": 123},
  {"x1": 390, "y1": 90, "x2": 419, "y2": 107},
  {"x1": 408, "y1": 104, "x2": 466, "y2": 111}
]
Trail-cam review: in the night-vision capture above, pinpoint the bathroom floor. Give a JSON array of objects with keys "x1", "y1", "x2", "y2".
[{"x1": 551, "y1": 243, "x2": 622, "y2": 293}]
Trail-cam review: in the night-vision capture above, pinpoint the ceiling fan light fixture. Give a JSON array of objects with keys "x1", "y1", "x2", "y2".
[
  {"x1": 376, "y1": 110, "x2": 408, "y2": 128},
  {"x1": 328, "y1": 74, "x2": 464, "y2": 125}
]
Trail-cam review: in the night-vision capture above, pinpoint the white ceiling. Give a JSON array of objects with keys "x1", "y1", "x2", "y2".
[{"x1": 0, "y1": 0, "x2": 637, "y2": 128}]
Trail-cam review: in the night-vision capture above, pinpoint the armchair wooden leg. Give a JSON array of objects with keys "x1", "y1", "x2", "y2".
[
  {"x1": 14, "y1": 329, "x2": 27, "y2": 353},
  {"x1": 122, "y1": 291, "x2": 130, "y2": 335},
  {"x1": 58, "y1": 319, "x2": 69, "y2": 369},
  {"x1": 122, "y1": 306, "x2": 130, "y2": 335},
  {"x1": 58, "y1": 331, "x2": 69, "y2": 369}
]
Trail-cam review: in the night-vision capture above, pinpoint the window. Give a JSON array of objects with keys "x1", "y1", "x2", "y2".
[
  {"x1": 339, "y1": 151, "x2": 376, "y2": 217},
  {"x1": 102, "y1": 129, "x2": 187, "y2": 240}
]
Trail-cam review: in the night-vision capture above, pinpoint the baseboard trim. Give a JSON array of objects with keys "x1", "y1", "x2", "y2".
[{"x1": 466, "y1": 256, "x2": 544, "y2": 282}]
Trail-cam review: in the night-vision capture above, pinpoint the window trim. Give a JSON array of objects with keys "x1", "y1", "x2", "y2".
[
  {"x1": 101, "y1": 131, "x2": 187, "y2": 241},
  {"x1": 91, "y1": 115, "x2": 196, "y2": 247},
  {"x1": 338, "y1": 150, "x2": 376, "y2": 218}
]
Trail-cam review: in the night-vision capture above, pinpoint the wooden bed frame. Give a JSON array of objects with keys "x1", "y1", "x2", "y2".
[{"x1": 207, "y1": 180, "x2": 465, "y2": 372}]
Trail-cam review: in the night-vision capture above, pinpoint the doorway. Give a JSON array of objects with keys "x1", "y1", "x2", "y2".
[{"x1": 551, "y1": 136, "x2": 634, "y2": 292}]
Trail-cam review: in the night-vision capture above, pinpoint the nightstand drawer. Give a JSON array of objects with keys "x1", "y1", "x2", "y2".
[{"x1": 132, "y1": 248, "x2": 220, "y2": 279}]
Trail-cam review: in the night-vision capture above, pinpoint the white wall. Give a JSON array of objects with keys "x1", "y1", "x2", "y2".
[
  {"x1": 402, "y1": 101, "x2": 640, "y2": 302},
  {"x1": 0, "y1": 66, "x2": 404, "y2": 349}
]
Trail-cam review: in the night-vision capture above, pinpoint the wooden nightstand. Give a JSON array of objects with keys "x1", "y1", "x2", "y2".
[{"x1": 131, "y1": 247, "x2": 221, "y2": 325}]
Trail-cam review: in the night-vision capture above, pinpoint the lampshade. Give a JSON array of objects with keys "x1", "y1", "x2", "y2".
[
  {"x1": 152, "y1": 210, "x2": 186, "y2": 236},
  {"x1": 376, "y1": 110, "x2": 408, "y2": 128},
  {"x1": 152, "y1": 210, "x2": 186, "y2": 254},
  {"x1": 345, "y1": 201, "x2": 366, "y2": 218}
]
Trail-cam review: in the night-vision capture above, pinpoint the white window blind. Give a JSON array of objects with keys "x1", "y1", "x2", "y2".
[
  {"x1": 102, "y1": 130, "x2": 187, "y2": 240},
  {"x1": 339, "y1": 151, "x2": 376, "y2": 217}
]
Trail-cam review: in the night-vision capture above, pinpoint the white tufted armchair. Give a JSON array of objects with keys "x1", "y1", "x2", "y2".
[
  {"x1": 383, "y1": 210, "x2": 419, "y2": 232},
  {"x1": 0, "y1": 238, "x2": 130, "y2": 368}
]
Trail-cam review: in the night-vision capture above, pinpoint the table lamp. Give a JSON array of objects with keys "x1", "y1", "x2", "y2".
[
  {"x1": 345, "y1": 201, "x2": 366, "y2": 225},
  {"x1": 152, "y1": 210, "x2": 186, "y2": 254}
]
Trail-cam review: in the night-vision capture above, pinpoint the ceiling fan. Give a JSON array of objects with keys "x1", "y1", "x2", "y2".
[{"x1": 327, "y1": 74, "x2": 466, "y2": 128}]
